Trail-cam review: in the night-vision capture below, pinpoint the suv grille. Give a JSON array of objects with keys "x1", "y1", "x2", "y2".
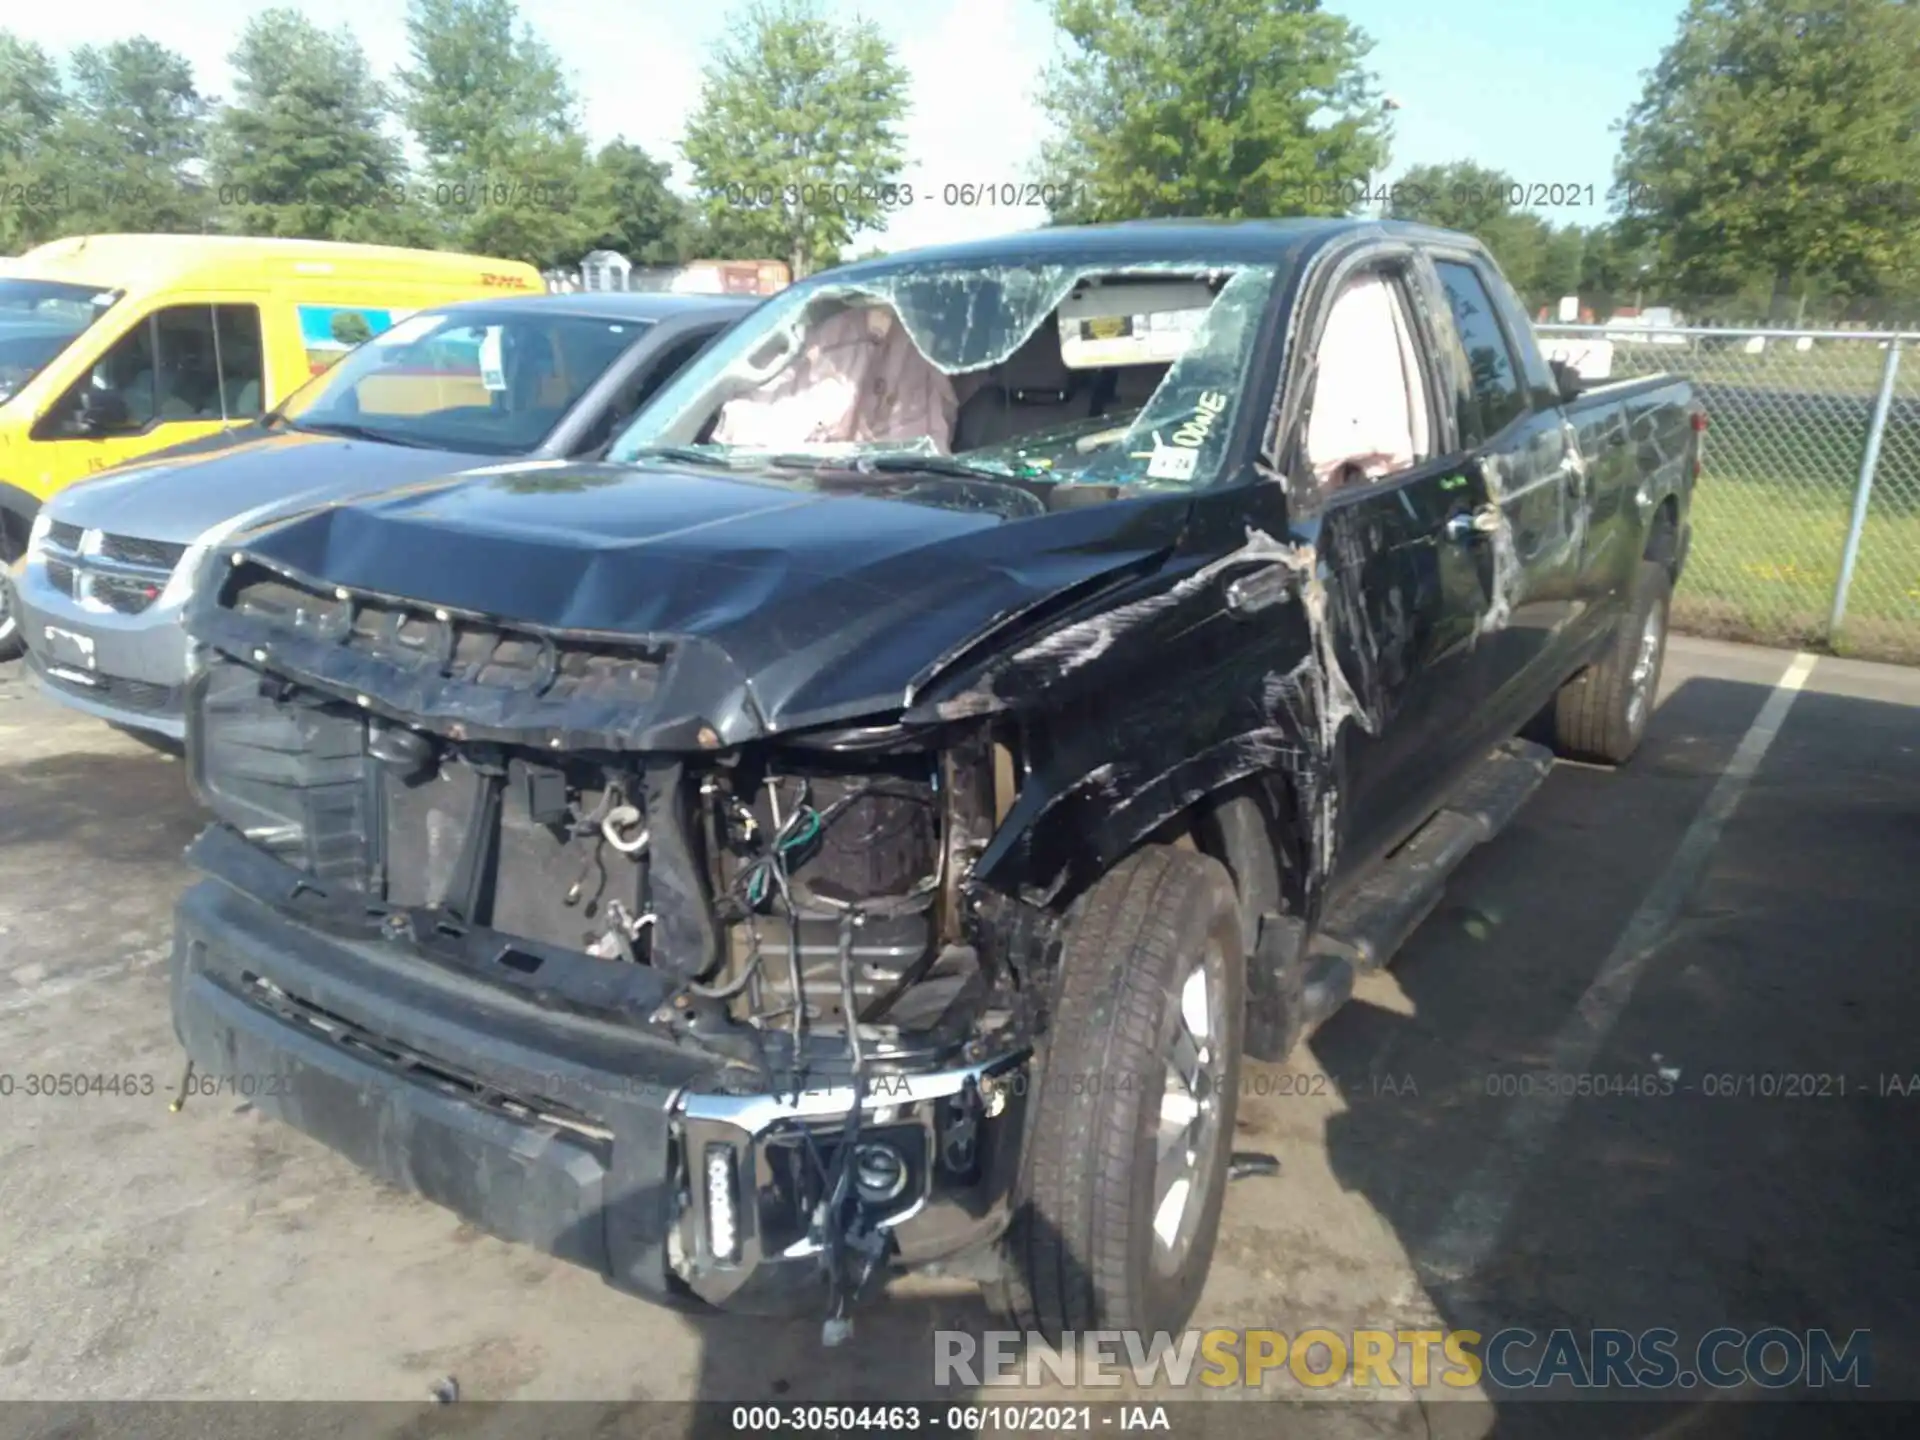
[
  {"x1": 35, "y1": 526, "x2": 185, "y2": 616},
  {"x1": 100, "y1": 535, "x2": 188, "y2": 569}
]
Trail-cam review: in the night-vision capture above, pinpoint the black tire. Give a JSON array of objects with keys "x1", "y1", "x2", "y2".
[
  {"x1": 1552, "y1": 559, "x2": 1672, "y2": 765},
  {"x1": 0, "y1": 518, "x2": 24, "y2": 662},
  {"x1": 986, "y1": 845, "x2": 1244, "y2": 1341}
]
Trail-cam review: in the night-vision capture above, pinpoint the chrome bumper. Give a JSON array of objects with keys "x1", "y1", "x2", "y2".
[{"x1": 670, "y1": 1051, "x2": 1029, "y2": 1312}]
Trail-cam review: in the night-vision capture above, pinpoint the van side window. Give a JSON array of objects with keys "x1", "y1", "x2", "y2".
[
  {"x1": 86, "y1": 315, "x2": 159, "y2": 426},
  {"x1": 150, "y1": 308, "x2": 225, "y2": 421},
  {"x1": 214, "y1": 306, "x2": 265, "y2": 417},
  {"x1": 65, "y1": 304, "x2": 265, "y2": 428},
  {"x1": 1434, "y1": 260, "x2": 1526, "y2": 441},
  {"x1": 1303, "y1": 268, "x2": 1434, "y2": 493}
]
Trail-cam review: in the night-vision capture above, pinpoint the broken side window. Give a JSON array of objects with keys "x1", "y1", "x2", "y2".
[{"x1": 1304, "y1": 270, "x2": 1435, "y2": 492}]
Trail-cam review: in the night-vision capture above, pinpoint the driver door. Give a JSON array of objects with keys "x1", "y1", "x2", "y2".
[
  {"x1": 1286, "y1": 251, "x2": 1500, "y2": 868},
  {"x1": 29, "y1": 302, "x2": 265, "y2": 491}
]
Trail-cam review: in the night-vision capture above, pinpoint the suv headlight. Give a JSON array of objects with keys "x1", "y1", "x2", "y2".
[
  {"x1": 157, "y1": 540, "x2": 212, "y2": 606},
  {"x1": 25, "y1": 509, "x2": 51, "y2": 558}
]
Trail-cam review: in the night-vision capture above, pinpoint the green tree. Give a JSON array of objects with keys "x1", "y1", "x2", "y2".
[
  {"x1": 1036, "y1": 0, "x2": 1388, "y2": 223},
  {"x1": 1614, "y1": 0, "x2": 1920, "y2": 319},
  {"x1": 1387, "y1": 160, "x2": 1561, "y2": 301},
  {"x1": 1533, "y1": 224, "x2": 1588, "y2": 310},
  {"x1": 329, "y1": 310, "x2": 374, "y2": 345},
  {"x1": 1574, "y1": 223, "x2": 1657, "y2": 317},
  {"x1": 0, "y1": 33, "x2": 67, "y2": 248},
  {"x1": 680, "y1": 1, "x2": 910, "y2": 278},
  {"x1": 396, "y1": 0, "x2": 611, "y2": 266},
  {"x1": 592, "y1": 139, "x2": 696, "y2": 265},
  {"x1": 209, "y1": 10, "x2": 429, "y2": 244},
  {"x1": 52, "y1": 38, "x2": 213, "y2": 233}
]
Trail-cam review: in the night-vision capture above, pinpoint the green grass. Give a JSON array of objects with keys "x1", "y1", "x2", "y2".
[
  {"x1": 1677, "y1": 469, "x2": 1920, "y2": 663},
  {"x1": 1549, "y1": 335, "x2": 1920, "y2": 661}
]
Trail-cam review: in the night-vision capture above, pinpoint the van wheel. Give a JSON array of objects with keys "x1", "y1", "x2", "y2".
[
  {"x1": 1552, "y1": 559, "x2": 1671, "y2": 765},
  {"x1": 0, "y1": 520, "x2": 24, "y2": 661},
  {"x1": 986, "y1": 846, "x2": 1244, "y2": 1341}
]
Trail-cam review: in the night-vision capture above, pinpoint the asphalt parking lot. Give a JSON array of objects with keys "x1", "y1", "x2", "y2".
[{"x1": 2, "y1": 633, "x2": 1917, "y2": 1436}]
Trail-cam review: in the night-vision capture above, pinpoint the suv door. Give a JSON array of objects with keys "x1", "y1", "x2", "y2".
[
  {"x1": 1423, "y1": 254, "x2": 1589, "y2": 727},
  {"x1": 1279, "y1": 247, "x2": 1502, "y2": 867}
]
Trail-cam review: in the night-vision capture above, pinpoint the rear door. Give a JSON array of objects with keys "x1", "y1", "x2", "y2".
[
  {"x1": 1280, "y1": 244, "x2": 1501, "y2": 865},
  {"x1": 1423, "y1": 253, "x2": 1590, "y2": 728}
]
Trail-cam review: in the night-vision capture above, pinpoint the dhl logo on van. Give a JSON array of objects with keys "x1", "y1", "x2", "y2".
[{"x1": 480, "y1": 271, "x2": 536, "y2": 289}]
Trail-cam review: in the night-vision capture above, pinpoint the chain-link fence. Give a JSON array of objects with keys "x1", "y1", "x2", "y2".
[{"x1": 1538, "y1": 324, "x2": 1920, "y2": 665}]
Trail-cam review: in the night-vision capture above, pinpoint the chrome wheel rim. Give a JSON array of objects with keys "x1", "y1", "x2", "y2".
[
  {"x1": 1625, "y1": 601, "x2": 1665, "y2": 733},
  {"x1": 1151, "y1": 945, "x2": 1226, "y2": 1274}
]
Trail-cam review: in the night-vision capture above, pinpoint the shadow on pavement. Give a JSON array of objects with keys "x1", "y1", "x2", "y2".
[
  {"x1": 1316, "y1": 674, "x2": 1920, "y2": 1436},
  {"x1": 0, "y1": 749, "x2": 201, "y2": 861}
]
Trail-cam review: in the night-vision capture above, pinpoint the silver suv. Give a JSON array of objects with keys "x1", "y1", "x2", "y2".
[{"x1": 10, "y1": 292, "x2": 747, "y2": 739}]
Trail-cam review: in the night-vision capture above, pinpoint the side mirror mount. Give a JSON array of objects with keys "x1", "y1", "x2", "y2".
[
  {"x1": 78, "y1": 387, "x2": 135, "y2": 434},
  {"x1": 1549, "y1": 358, "x2": 1585, "y2": 403}
]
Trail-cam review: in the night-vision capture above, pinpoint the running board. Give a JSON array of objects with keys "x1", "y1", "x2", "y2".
[{"x1": 1245, "y1": 738, "x2": 1555, "y2": 1062}]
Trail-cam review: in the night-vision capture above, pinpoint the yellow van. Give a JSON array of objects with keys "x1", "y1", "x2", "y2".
[{"x1": 0, "y1": 233, "x2": 542, "y2": 592}]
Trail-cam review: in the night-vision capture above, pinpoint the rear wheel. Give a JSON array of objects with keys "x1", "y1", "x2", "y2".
[
  {"x1": 1551, "y1": 559, "x2": 1671, "y2": 765},
  {"x1": 986, "y1": 846, "x2": 1244, "y2": 1340}
]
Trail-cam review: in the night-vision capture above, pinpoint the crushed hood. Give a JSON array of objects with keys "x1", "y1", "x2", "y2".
[{"x1": 203, "y1": 459, "x2": 1191, "y2": 739}]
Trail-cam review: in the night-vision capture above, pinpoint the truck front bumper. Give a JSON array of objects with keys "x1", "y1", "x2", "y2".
[{"x1": 170, "y1": 848, "x2": 1027, "y2": 1315}]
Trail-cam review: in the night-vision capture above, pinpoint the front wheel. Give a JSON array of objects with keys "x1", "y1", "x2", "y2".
[
  {"x1": 986, "y1": 846, "x2": 1244, "y2": 1341},
  {"x1": 0, "y1": 520, "x2": 24, "y2": 661}
]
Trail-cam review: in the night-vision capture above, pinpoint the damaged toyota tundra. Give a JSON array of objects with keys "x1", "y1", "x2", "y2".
[{"x1": 167, "y1": 219, "x2": 1701, "y2": 1342}]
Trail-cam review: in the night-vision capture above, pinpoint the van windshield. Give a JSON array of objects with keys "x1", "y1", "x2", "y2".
[
  {"x1": 275, "y1": 309, "x2": 651, "y2": 456},
  {"x1": 0, "y1": 280, "x2": 123, "y2": 406}
]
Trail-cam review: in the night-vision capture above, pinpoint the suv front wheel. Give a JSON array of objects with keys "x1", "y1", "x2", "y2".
[{"x1": 0, "y1": 518, "x2": 26, "y2": 661}]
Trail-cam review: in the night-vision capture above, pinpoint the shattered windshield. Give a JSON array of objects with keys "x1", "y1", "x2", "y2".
[{"x1": 608, "y1": 256, "x2": 1282, "y2": 491}]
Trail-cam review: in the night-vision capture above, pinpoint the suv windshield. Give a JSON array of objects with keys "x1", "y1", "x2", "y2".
[
  {"x1": 0, "y1": 279, "x2": 122, "y2": 406},
  {"x1": 609, "y1": 254, "x2": 1283, "y2": 490},
  {"x1": 276, "y1": 308, "x2": 650, "y2": 455}
]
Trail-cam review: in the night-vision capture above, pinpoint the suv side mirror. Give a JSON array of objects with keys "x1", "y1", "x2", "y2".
[
  {"x1": 1549, "y1": 358, "x2": 1584, "y2": 403},
  {"x1": 78, "y1": 387, "x2": 135, "y2": 434}
]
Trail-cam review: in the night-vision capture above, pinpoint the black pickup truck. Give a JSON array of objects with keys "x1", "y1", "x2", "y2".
[{"x1": 168, "y1": 218, "x2": 1700, "y2": 1344}]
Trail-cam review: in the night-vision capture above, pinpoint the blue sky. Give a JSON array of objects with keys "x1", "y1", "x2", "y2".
[{"x1": 15, "y1": 0, "x2": 1688, "y2": 251}]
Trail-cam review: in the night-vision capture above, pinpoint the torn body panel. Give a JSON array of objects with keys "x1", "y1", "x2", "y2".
[{"x1": 169, "y1": 218, "x2": 1696, "y2": 1336}]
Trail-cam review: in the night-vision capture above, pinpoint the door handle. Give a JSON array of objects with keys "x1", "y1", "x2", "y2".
[
  {"x1": 1224, "y1": 562, "x2": 1296, "y2": 616},
  {"x1": 1444, "y1": 506, "x2": 1501, "y2": 543}
]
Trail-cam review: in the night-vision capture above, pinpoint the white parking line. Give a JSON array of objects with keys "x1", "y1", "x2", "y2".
[{"x1": 1418, "y1": 649, "x2": 1820, "y2": 1286}]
